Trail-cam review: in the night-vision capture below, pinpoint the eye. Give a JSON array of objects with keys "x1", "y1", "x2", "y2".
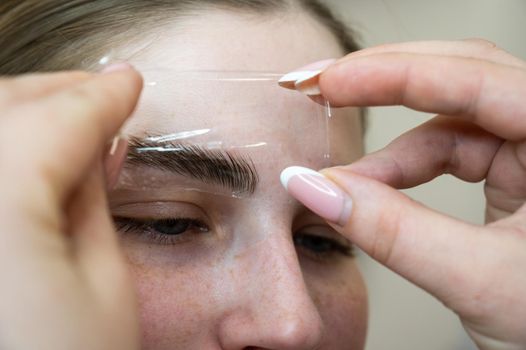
[
  {"x1": 293, "y1": 232, "x2": 353, "y2": 258},
  {"x1": 150, "y1": 218, "x2": 207, "y2": 235},
  {"x1": 113, "y1": 216, "x2": 209, "y2": 245}
]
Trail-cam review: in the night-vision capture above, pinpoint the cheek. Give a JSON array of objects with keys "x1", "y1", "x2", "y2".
[
  {"x1": 126, "y1": 252, "x2": 218, "y2": 349},
  {"x1": 306, "y1": 261, "x2": 368, "y2": 348}
]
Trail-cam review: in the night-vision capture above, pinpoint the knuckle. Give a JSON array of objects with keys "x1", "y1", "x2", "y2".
[
  {"x1": 462, "y1": 38, "x2": 526, "y2": 68},
  {"x1": 463, "y1": 37, "x2": 498, "y2": 49},
  {"x1": 462, "y1": 38, "x2": 509, "y2": 62},
  {"x1": 369, "y1": 199, "x2": 406, "y2": 265}
]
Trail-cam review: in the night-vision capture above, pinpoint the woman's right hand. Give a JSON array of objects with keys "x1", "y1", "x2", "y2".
[
  {"x1": 0, "y1": 65, "x2": 143, "y2": 350},
  {"x1": 281, "y1": 39, "x2": 526, "y2": 350}
]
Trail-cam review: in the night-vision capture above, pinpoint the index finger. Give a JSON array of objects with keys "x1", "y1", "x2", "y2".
[
  {"x1": 340, "y1": 115, "x2": 503, "y2": 190},
  {"x1": 0, "y1": 65, "x2": 143, "y2": 206},
  {"x1": 318, "y1": 53, "x2": 526, "y2": 140},
  {"x1": 0, "y1": 71, "x2": 93, "y2": 107}
]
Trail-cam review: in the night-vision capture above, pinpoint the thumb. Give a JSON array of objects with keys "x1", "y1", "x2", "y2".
[{"x1": 280, "y1": 166, "x2": 483, "y2": 305}]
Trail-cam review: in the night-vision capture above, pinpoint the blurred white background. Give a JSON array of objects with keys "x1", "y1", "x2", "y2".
[{"x1": 322, "y1": 0, "x2": 526, "y2": 349}]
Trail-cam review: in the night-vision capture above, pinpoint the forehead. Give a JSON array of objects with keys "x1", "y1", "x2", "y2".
[
  {"x1": 114, "y1": 8, "x2": 362, "y2": 168},
  {"x1": 122, "y1": 72, "x2": 332, "y2": 190},
  {"x1": 122, "y1": 8, "x2": 346, "y2": 71}
]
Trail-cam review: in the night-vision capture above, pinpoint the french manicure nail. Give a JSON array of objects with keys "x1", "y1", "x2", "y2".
[
  {"x1": 278, "y1": 70, "x2": 321, "y2": 89},
  {"x1": 278, "y1": 58, "x2": 336, "y2": 90},
  {"x1": 294, "y1": 71, "x2": 322, "y2": 96},
  {"x1": 104, "y1": 135, "x2": 129, "y2": 190},
  {"x1": 280, "y1": 166, "x2": 352, "y2": 226},
  {"x1": 101, "y1": 62, "x2": 133, "y2": 74}
]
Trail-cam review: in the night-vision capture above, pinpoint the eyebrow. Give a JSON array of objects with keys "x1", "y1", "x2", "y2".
[{"x1": 125, "y1": 137, "x2": 259, "y2": 195}]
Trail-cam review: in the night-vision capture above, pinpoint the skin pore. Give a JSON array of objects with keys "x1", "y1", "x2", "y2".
[{"x1": 108, "y1": 7, "x2": 366, "y2": 349}]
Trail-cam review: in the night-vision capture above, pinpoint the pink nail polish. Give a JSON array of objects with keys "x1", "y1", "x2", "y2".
[
  {"x1": 280, "y1": 166, "x2": 352, "y2": 226},
  {"x1": 104, "y1": 135, "x2": 128, "y2": 190}
]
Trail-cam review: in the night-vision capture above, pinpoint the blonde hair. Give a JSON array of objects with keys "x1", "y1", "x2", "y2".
[{"x1": 0, "y1": 0, "x2": 361, "y2": 75}]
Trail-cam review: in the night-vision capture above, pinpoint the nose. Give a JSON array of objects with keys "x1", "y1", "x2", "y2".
[{"x1": 217, "y1": 234, "x2": 324, "y2": 350}]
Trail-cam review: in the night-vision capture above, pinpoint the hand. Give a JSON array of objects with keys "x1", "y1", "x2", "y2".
[
  {"x1": 285, "y1": 40, "x2": 526, "y2": 350},
  {"x1": 0, "y1": 65, "x2": 143, "y2": 350}
]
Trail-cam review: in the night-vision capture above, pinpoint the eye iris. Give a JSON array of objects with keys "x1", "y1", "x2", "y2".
[{"x1": 152, "y1": 219, "x2": 191, "y2": 235}]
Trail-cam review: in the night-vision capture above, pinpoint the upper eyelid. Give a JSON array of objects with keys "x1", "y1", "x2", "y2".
[
  {"x1": 294, "y1": 233, "x2": 354, "y2": 257},
  {"x1": 109, "y1": 200, "x2": 208, "y2": 218}
]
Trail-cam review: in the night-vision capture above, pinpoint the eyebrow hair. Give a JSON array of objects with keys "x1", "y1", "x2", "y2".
[{"x1": 125, "y1": 137, "x2": 259, "y2": 195}]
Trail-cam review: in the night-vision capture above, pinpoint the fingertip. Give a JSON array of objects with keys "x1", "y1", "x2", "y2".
[
  {"x1": 280, "y1": 166, "x2": 352, "y2": 226},
  {"x1": 101, "y1": 62, "x2": 134, "y2": 74},
  {"x1": 100, "y1": 63, "x2": 143, "y2": 91},
  {"x1": 280, "y1": 166, "x2": 322, "y2": 190},
  {"x1": 95, "y1": 64, "x2": 144, "y2": 119},
  {"x1": 317, "y1": 62, "x2": 351, "y2": 107}
]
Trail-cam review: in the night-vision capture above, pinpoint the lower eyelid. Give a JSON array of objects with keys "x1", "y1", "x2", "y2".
[{"x1": 142, "y1": 230, "x2": 195, "y2": 245}]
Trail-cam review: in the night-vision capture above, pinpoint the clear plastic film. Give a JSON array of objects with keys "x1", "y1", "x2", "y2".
[{"x1": 110, "y1": 69, "x2": 332, "y2": 199}]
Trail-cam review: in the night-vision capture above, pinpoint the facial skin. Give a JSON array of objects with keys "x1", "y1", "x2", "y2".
[{"x1": 108, "y1": 8, "x2": 367, "y2": 349}]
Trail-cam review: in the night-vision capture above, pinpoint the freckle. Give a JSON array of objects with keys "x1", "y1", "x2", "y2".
[{"x1": 210, "y1": 256, "x2": 222, "y2": 267}]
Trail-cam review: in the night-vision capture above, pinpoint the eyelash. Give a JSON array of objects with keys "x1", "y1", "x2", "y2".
[
  {"x1": 113, "y1": 216, "x2": 210, "y2": 245},
  {"x1": 293, "y1": 233, "x2": 354, "y2": 259},
  {"x1": 113, "y1": 216, "x2": 352, "y2": 258}
]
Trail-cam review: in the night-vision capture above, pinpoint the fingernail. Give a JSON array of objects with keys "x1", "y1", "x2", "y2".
[
  {"x1": 278, "y1": 58, "x2": 336, "y2": 91},
  {"x1": 101, "y1": 62, "x2": 133, "y2": 74},
  {"x1": 104, "y1": 135, "x2": 128, "y2": 190},
  {"x1": 280, "y1": 166, "x2": 352, "y2": 226},
  {"x1": 294, "y1": 72, "x2": 322, "y2": 96}
]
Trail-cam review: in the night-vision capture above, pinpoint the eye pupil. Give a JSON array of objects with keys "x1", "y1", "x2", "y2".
[{"x1": 152, "y1": 219, "x2": 191, "y2": 235}]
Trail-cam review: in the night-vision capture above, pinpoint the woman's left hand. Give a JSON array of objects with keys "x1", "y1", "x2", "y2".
[
  {"x1": 0, "y1": 67, "x2": 142, "y2": 350},
  {"x1": 282, "y1": 39, "x2": 526, "y2": 350}
]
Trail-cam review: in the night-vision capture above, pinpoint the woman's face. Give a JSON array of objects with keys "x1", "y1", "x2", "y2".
[{"x1": 108, "y1": 9, "x2": 367, "y2": 349}]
